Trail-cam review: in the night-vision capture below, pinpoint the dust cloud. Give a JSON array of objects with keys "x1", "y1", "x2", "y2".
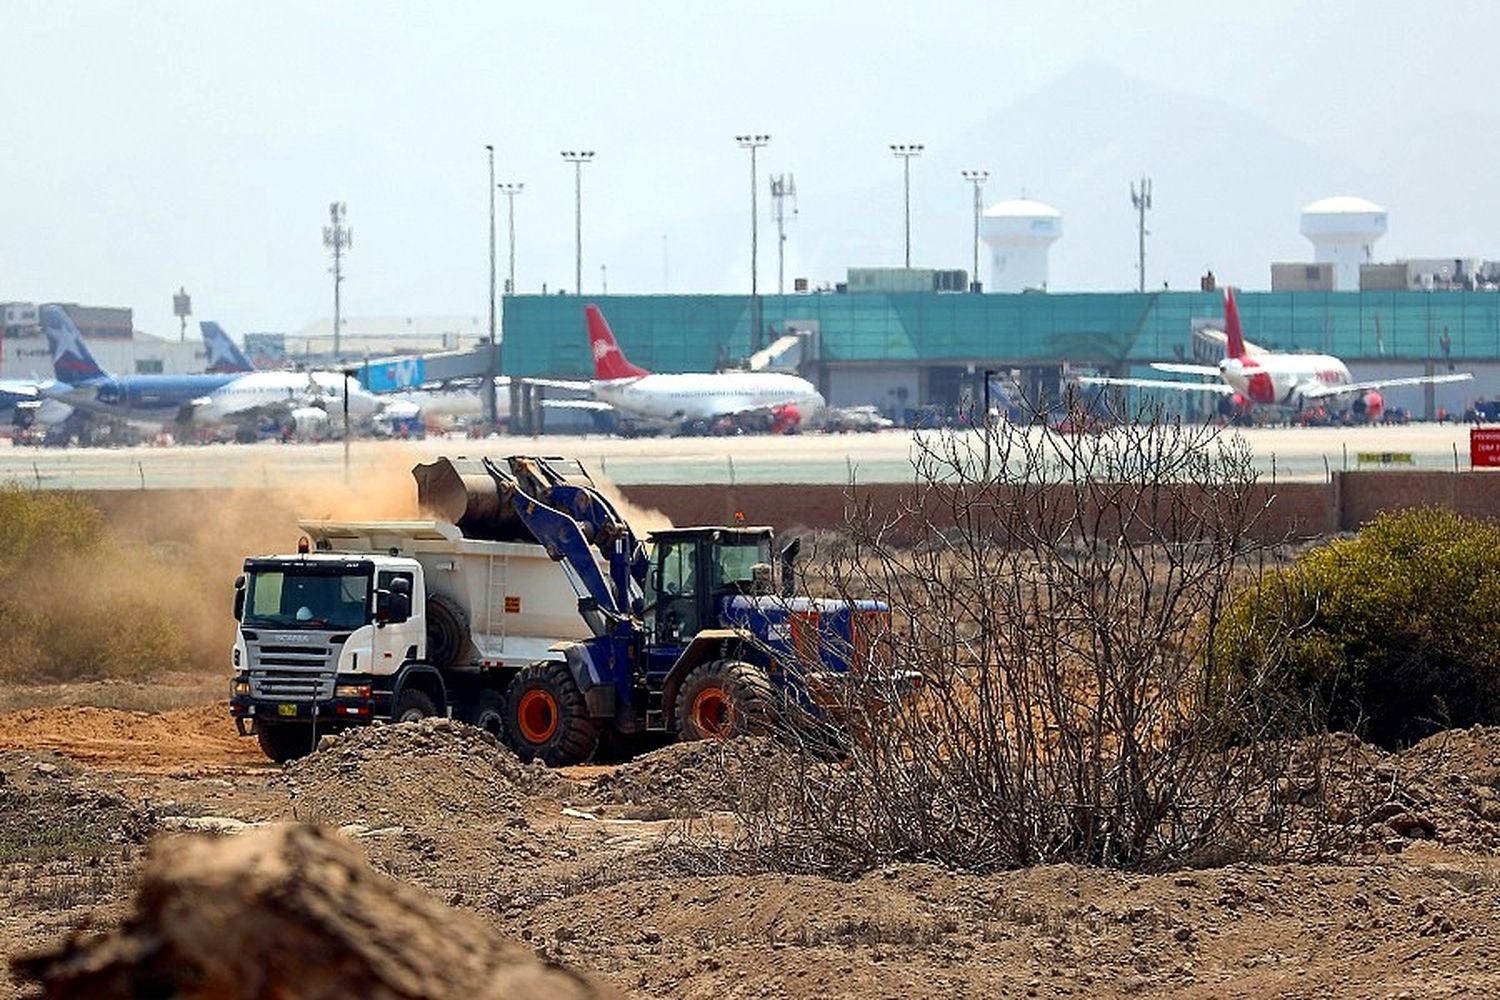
[{"x1": 6, "y1": 448, "x2": 669, "y2": 682}]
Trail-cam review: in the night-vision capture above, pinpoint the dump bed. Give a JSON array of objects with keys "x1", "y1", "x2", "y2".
[{"x1": 298, "y1": 519, "x2": 594, "y2": 665}]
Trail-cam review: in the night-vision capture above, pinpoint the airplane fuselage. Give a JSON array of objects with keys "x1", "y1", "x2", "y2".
[
  {"x1": 1220, "y1": 354, "x2": 1352, "y2": 407},
  {"x1": 193, "y1": 371, "x2": 378, "y2": 424},
  {"x1": 593, "y1": 371, "x2": 826, "y2": 423},
  {"x1": 48, "y1": 374, "x2": 238, "y2": 420}
]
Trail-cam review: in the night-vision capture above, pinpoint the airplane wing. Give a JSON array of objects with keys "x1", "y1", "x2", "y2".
[
  {"x1": 540, "y1": 398, "x2": 613, "y2": 412},
  {"x1": 1076, "y1": 375, "x2": 1235, "y2": 395},
  {"x1": 523, "y1": 377, "x2": 593, "y2": 392},
  {"x1": 1301, "y1": 372, "x2": 1475, "y2": 399},
  {"x1": 0, "y1": 379, "x2": 41, "y2": 399},
  {"x1": 1149, "y1": 362, "x2": 1221, "y2": 377}
]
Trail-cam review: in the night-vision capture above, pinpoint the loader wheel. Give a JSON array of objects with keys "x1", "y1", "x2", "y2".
[
  {"x1": 675, "y1": 660, "x2": 775, "y2": 741},
  {"x1": 503, "y1": 662, "x2": 599, "y2": 766},
  {"x1": 256, "y1": 723, "x2": 317, "y2": 763},
  {"x1": 425, "y1": 592, "x2": 470, "y2": 667}
]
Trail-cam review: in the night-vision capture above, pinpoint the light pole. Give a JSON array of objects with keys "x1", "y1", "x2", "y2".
[
  {"x1": 736, "y1": 134, "x2": 770, "y2": 351},
  {"x1": 498, "y1": 183, "x2": 523, "y2": 294},
  {"x1": 961, "y1": 170, "x2": 988, "y2": 292},
  {"x1": 890, "y1": 143, "x2": 924, "y2": 268},
  {"x1": 1131, "y1": 176, "x2": 1153, "y2": 293},
  {"x1": 485, "y1": 146, "x2": 498, "y2": 431},
  {"x1": 561, "y1": 151, "x2": 595, "y2": 294}
]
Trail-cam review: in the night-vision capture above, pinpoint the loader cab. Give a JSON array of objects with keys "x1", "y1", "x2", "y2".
[{"x1": 645, "y1": 527, "x2": 775, "y2": 647}]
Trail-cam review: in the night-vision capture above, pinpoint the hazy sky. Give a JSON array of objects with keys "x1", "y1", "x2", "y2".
[{"x1": 6, "y1": 1, "x2": 1499, "y2": 339}]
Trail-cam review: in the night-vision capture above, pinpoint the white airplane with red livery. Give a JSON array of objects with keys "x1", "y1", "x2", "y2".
[
  {"x1": 1079, "y1": 288, "x2": 1472, "y2": 417},
  {"x1": 532, "y1": 305, "x2": 825, "y2": 433}
]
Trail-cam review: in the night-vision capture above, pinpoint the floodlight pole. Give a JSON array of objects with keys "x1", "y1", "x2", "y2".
[
  {"x1": 737, "y1": 134, "x2": 770, "y2": 351},
  {"x1": 486, "y1": 145, "x2": 498, "y2": 431},
  {"x1": 561, "y1": 151, "x2": 595, "y2": 294},
  {"x1": 891, "y1": 144, "x2": 924, "y2": 268},
  {"x1": 961, "y1": 170, "x2": 989, "y2": 292}
]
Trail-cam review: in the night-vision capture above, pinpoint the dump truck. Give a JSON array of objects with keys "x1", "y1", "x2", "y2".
[{"x1": 230, "y1": 455, "x2": 895, "y2": 764}]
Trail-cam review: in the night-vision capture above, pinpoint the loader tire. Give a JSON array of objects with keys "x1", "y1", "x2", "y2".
[
  {"x1": 425, "y1": 592, "x2": 470, "y2": 667},
  {"x1": 675, "y1": 659, "x2": 775, "y2": 741},
  {"x1": 256, "y1": 723, "x2": 317, "y2": 764},
  {"x1": 503, "y1": 662, "x2": 599, "y2": 766}
]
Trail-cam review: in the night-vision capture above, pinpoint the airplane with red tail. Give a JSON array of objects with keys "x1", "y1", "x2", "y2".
[
  {"x1": 1078, "y1": 288, "x2": 1472, "y2": 418},
  {"x1": 531, "y1": 305, "x2": 825, "y2": 433}
]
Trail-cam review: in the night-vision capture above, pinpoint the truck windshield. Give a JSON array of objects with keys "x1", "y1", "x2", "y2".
[{"x1": 242, "y1": 567, "x2": 371, "y2": 630}]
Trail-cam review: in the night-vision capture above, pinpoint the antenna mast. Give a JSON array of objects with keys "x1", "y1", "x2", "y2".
[
  {"x1": 322, "y1": 202, "x2": 352, "y2": 358},
  {"x1": 1130, "y1": 177, "x2": 1152, "y2": 293},
  {"x1": 770, "y1": 173, "x2": 798, "y2": 295}
]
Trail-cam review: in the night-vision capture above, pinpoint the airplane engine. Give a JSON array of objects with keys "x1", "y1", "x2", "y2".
[
  {"x1": 1363, "y1": 391, "x2": 1384, "y2": 421},
  {"x1": 32, "y1": 399, "x2": 75, "y2": 426},
  {"x1": 290, "y1": 406, "x2": 331, "y2": 441},
  {"x1": 771, "y1": 403, "x2": 802, "y2": 434}
]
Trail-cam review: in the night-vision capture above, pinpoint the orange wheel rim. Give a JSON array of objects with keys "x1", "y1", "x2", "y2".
[
  {"x1": 517, "y1": 689, "x2": 559, "y2": 743},
  {"x1": 692, "y1": 688, "x2": 734, "y2": 738}
]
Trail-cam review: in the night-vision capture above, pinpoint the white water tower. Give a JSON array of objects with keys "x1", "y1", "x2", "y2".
[
  {"x1": 980, "y1": 198, "x2": 1062, "y2": 292},
  {"x1": 1300, "y1": 196, "x2": 1387, "y2": 291}
]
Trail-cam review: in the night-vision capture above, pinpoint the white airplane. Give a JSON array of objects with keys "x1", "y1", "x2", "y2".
[
  {"x1": 531, "y1": 305, "x2": 825, "y2": 432},
  {"x1": 1077, "y1": 288, "x2": 1473, "y2": 417},
  {"x1": 190, "y1": 321, "x2": 380, "y2": 438}
]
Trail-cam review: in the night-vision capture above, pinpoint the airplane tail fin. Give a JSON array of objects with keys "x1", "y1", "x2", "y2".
[
  {"x1": 200, "y1": 321, "x2": 256, "y2": 373},
  {"x1": 40, "y1": 305, "x2": 106, "y2": 385},
  {"x1": 586, "y1": 305, "x2": 649, "y2": 380},
  {"x1": 1223, "y1": 288, "x2": 1248, "y2": 360}
]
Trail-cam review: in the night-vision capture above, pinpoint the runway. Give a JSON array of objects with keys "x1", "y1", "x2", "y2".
[{"x1": 0, "y1": 423, "x2": 1485, "y2": 491}]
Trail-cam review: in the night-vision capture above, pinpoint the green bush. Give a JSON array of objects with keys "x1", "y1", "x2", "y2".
[{"x1": 1215, "y1": 508, "x2": 1500, "y2": 748}]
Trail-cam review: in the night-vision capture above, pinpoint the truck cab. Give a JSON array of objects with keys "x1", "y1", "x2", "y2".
[{"x1": 229, "y1": 548, "x2": 431, "y2": 761}]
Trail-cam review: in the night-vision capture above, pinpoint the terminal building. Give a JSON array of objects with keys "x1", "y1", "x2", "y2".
[{"x1": 500, "y1": 288, "x2": 1500, "y2": 423}]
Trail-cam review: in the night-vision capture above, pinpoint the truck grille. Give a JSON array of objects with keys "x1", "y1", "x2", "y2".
[{"x1": 246, "y1": 638, "x2": 336, "y2": 701}]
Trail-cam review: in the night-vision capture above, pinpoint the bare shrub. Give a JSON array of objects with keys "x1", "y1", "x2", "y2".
[{"x1": 723, "y1": 400, "x2": 1326, "y2": 874}]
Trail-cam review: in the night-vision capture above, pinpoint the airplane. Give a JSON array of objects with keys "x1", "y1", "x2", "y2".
[
  {"x1": 188, "y1": 321, "x2": 379, "y2": 438},
  {"x1": 1076, "y1": 288, "x2": 1473, "y2": 419},
  {"x1": 529, "y1": 305, "x2": 825, "y2": 433},
  {"x1": 42, "y1": 307, "x2": 374, "y2": 440},
  {"x1": 42, "y1": 305, "x2": 243, "y2": 428}
]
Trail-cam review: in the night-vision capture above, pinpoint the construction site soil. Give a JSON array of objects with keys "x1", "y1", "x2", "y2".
[{"x1": 3, "y1": 709, "x2": 1500, "y2": 997}]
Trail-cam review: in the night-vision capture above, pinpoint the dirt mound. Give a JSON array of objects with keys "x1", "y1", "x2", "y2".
[
  {"x1": 284, "y1": 719, "x2": 565, "y2": 828},
  {"x1": 585, "y1": 737, "x2": 789, "y2": 819},
  {"x1": 0, "y1": 752, "x2": 153, "y2": 864},
  {"x1": 1277, "y1": 727, "x2": 1500, "y2": 856},
  {"x1": 12, "y1": 823, "x2": 612, "y2": 1000},
  {"x1": 0, "y1": 703, "x2": 260, "y2": 772}
]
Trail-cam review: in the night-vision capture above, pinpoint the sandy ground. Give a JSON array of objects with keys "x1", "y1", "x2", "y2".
[
  {"x1": 0, "y1": 422, "x2": 1487, "y2": 489},
  {"x1": 3, "y1": 703, "x2": 1500, "y2": 998}
]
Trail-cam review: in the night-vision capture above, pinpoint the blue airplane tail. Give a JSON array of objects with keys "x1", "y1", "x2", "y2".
[
  {"x1": 200, "y1": 321, "x2": 256, "y2": 373},
  {"x1": 40, "y1": 305, "x2": 107, "y2": 385}
]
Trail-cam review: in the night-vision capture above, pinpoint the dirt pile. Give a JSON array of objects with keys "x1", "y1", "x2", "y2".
[
  {"x1": 584, "y1": 737, "x2": 790, "y2": 819},
  {"x1": 12, "y1": 823, "x2": 613, "y2": 1000},
  {"x1": 283, "y1": 718, "x2": 565, "y2": 827},
  {"x1": 1279, "y1": 727, "x2": 1500, "y2": 856},
  {"x1": 0, "y1": 752, "x2": 153, "y2": 864}
]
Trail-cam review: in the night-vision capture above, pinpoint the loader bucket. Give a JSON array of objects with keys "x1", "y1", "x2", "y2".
[{"x1": 412, "y1": 457, "x2": 531, "y2": 541}]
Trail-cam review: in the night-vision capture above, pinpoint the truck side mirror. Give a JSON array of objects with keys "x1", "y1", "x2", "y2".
[
  {"x1": 779, "y1": 537, "x2": 801, "y2": 598},
  {"x1": 233, "y1": 575, "x2": 246, "y2": 621}
]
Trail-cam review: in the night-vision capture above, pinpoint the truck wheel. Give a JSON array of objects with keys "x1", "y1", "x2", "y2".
[
  {"x1": 675, "y1": 660, "x2": 775, "y2": 741},
  {"x1": 503, "y1": 662, "x2": 598, "y2": 766},
  {"x1": 425, "y1": 592, "x2": 470, "y2": 667},
  {"x1": 470, "y1": 689, "x2": 505, "y2": 738},
  {"x1": 393, "y1": 688, "x2": 438, "y2": 723},
  {"x1": 256, "y1": 723, "x2": 317, "y2": 763}
]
